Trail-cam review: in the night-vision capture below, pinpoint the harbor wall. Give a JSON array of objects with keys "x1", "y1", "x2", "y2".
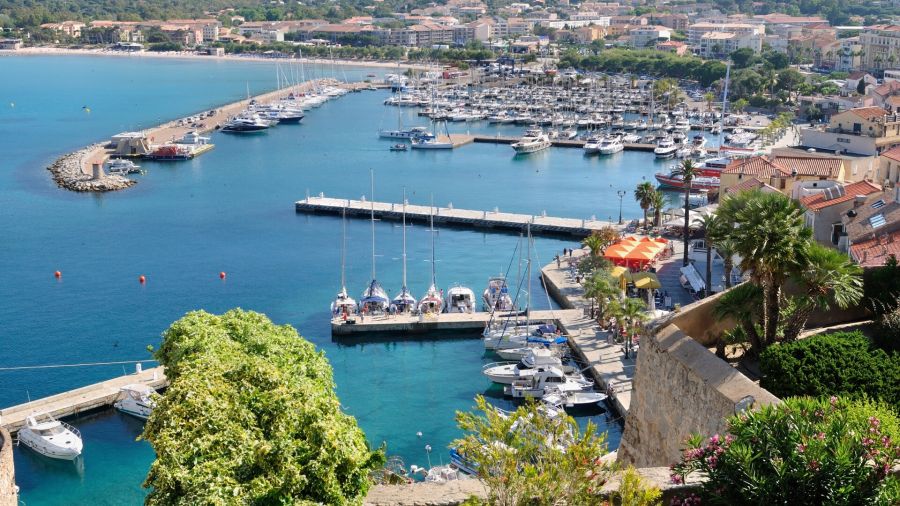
[
  {"x1": 618, "y1": 294, "x2": 781, "y2": 468},
  {"x1": 0, "y1": 428, "x2": 16, "y2": 506}
]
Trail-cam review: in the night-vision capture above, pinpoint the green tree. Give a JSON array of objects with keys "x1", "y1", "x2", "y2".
[
  {"x1": 584, "y1": 270, "x2": 620, "y2": 322},
  {"x1": 732, "y1": 97, "x2": 749, "y2": 113},
  {"x1": 857, "y1": 77, "x2": 868, "y2": 95},
  {"x1": 703, "y1": 91, "x2": 716, "y2": 112},
  {"x1": 671, "y1": 159, "x2": 703, "y2": 266},
  {"x1": 692, "y1": 213, "x2": 723, "y2": 297},
  {"x1": 454, "y1": 396, "x2": 613, "y2": 506},
  {"x1": 730, "y1": 47, "x2": 756, "y2": 68},
  {"x1": 634, "y1": 181, "x2": 655, "y2": 230},
  {"x1": 649, "y1": 189, "x2": 666, "y2": 228},
  {"x1": 143, "y1": 309, "x2": 384, "y2": 505},
  {"x1": 718, "y1": 191, "x2": 811, "y2": 347},
  {"x1": 713, "y1": 282, "x2": 764, "y2": 355}
]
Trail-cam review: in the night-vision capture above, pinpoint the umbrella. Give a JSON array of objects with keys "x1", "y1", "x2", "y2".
[{"x1": 632, "y1": 272, "x2": 661, "y2": 289}]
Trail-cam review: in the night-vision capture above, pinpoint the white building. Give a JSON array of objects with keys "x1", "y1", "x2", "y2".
[
  {"x1": 687, "y1": 22, "x2": 763, "y2": 54},
  {"x1": 698, "y1": 31, "x2": 761, "y2": 58},
  {"x1": 630, "y1": 26, "x2": 671, "y2": 49}
]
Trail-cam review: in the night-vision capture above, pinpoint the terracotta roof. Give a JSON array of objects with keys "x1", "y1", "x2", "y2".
[
  {"x1": 850, "y1": 230, "x2": 900, "y2": 267},
  {"x1": 846, "y1": 106, "x2": 889, "y2": 120},
  {"x1": 845, "y1": 193, "x2": 900, "y2": 242},
  {"x1": 771, "y1": 156, "x2": 844, "y2": 177},
  {"x1": 800, "y1": 180, "x2": 882, "y2": 211},
  {"x1": 882, "y1": 146, "x2": 900, "y2": 163},
  {"x1": 872, "y1": 81, "x2": 900, "y2": 98},
  {"x1": 726, "y1": 178, "x2": 763, "y2": 194},
  {"x1": 723, "y1": 156, "x2": 789, "y2": 177},
  {"x1": 847, "y1": 71, "x2": 870, "y2": 80}
]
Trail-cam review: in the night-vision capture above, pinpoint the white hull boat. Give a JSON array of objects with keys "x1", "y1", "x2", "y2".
[
  {"x1": 17, "y1": 413, "x2": 83, "y2": 460},
  {"x1": 114, "y1": 384, "x2": 156, "y2": 420},
  {"x1": 444, "y1": 285, "x2": 476, "y2": 313}
]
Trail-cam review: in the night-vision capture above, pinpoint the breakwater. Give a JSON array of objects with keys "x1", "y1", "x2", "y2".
[
  {"x1": 0, "y1": 428, "x2": 15, "y2": 506},
  {"x1": 47, "y1": 79, "x2": 368, "y2": 193}
]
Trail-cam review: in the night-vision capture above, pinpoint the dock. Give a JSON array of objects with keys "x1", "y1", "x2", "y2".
[
  {"x1": 472, "y1": 136, "x2": 720, "y2": 154},
  {"x1": 295, "y1": 195, "x2": 618, "y2": 237},
  {"x1": 332, "y1": 309, "x2": 583, "y2": 336},
  {"x1": 0, "y1": 366, "x2": 167, "y2": 434}
]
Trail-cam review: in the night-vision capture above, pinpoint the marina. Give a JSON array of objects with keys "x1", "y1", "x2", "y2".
[
  {"x1": 331, "y1": 308, "x2": 583, "y2": 335},
  {"x1": 0, "y1": 366, "x2": 166, "y2": 435},
  {"x1": 296, "y1": 195, "x2": 618, "y2": 237}
]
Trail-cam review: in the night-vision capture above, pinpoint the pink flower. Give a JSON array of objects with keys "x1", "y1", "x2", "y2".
[
  {"x1": 709, "y1": 434, "x2": 720, "y2": 445},
  {"x1": 809, "y1": 460, "x2": 820, "y2": 471},
  {"x1": 671, "y1": 474, "x2": 684, "y2": 485},
  {"x1": 707, "y1": 455, "x2": 718, "y2": 468},
  {"x1": 830, "y1": 396, "x2": 838, "y2": 406},
  {"x1": 796, "y1": 443, "x2": 806, "y2": 453},
  {"x1": 816, "y1": 432, "x2": 826, "y2": 441}
]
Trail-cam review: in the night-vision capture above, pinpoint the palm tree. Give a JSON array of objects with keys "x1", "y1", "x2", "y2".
[
  {"x1": 717, "y1": 234, "x2": 738, "y2": 289},
  {"x1": 582, "y1": 233, "x2": 604, "y2": 257},
  {"x1": 781, "y1": 242, "x2": 863, "y2": 341},
  {"x1": 670, "y1": 159, "x2": 703, "y2": 266},
  {"x1": 723, "y1": 191, "x2": 811, "y2": 346},
  {"x1": 583, "y1": 271, "x2": 619, "y2": 323},
  {"x1": 703, "y1": 91, "x2": 715, "y2": 113},
  {"x1": 619, "y1": 298, "x2": 647, "y2": 358},
  {"x1": 649, "y1": 189, "x2": 666, "y2": 228},
  {"x1": 692, "y1": 213, "x2": 721, "y2": 297},
  {"x1": 712, "y1": 282, "x2": 763, "y2": 356},
  {"x1": 634, "y1": 181, "x2": 655, "y2": 230}
]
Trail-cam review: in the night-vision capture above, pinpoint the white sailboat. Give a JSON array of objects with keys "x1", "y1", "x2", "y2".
[
  {"x1": 411, "y1": 85, "x2": 453, "y2": 149},
  {"x1": 417, "y1": 198, "x2": 443, "y2": 314},
  {"x1": 332, "y1": 207, "x2": 359, "y2": 317},
  {"x1": 361, "y1": 170, "x2": 390, "y2": 314},
  {"x1": 391, "y1": 189, "x2": 417, "y2": 313}
]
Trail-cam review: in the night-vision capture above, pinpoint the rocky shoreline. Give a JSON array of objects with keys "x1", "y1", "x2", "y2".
[{"x1": 47, "y1": 144, "x2": 136, "y2": 192}]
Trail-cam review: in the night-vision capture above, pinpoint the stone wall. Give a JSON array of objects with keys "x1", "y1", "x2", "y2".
[
  {"x1": 618, "y1": 295, "x2": 780, "y2": 468},
  {"x1": 0, "y1": 428, "x2": 17, "y2": 506},
  {"x1": 364, "y1": 479, "x2": 487, "y2": 505}
]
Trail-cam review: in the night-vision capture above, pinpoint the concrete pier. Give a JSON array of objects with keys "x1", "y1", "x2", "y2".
[
  {"x1": 296, "y1": 196, "x2": 618, "y2": 237},
  {"x1": 332, "y1": 309, "x2": 583, "y2": 336},
  {"x1": 0, "y1": 366, "x2": 167, "y2": 434}
]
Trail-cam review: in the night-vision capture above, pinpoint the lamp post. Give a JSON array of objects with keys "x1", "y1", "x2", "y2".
[{"x1": 616, "y1": 190, "x2": 626, "y2": 225}]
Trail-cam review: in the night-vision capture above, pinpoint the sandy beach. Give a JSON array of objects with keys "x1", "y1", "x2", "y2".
[{"x1": 4, "y1": 46, "x2": 433, "y2": 70}]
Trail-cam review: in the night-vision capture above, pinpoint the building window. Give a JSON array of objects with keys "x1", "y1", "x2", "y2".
[{"x1": 831, "y1": 223, "x2": 843, "y2": 245}]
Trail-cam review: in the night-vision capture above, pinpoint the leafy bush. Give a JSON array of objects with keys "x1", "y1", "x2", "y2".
[
  {"x1": 143, "y1": 309, "x2": 384, "y2": 505},
  {"x1": 864, "y1": 256, "x2": 900, "y2": 315},
  {"x1": 759, "y1": 331, "x2": 900, "y2": 407},
  {"x1": 875, "y1": 307, "x2": 900, "y2": 353},
  {"x1": 671, "y1": 396, "x2": 900, "y2": 505}
]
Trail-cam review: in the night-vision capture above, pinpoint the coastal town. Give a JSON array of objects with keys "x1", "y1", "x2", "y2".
[{"x1": 1, "y1": 0, "x2": 900, "y2": 504}]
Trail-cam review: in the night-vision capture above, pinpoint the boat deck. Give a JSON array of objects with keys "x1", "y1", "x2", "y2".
[
  {"x1": 295, "y1": 196, "x2": 619, "y2": 237},
  {"x1": 332, "y1": 309, "x2": 583, "y2": 336},
  {"x1": 0, "y1": 366, "x2": 167, "y2": 435}
]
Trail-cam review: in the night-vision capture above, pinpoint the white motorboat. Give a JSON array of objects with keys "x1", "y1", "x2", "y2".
[
  {"x1": 598, "y1": 136, "x2": 624, "y2": 155},
  {"x1": 114, "y1": 384, "x2": 157, "y2": 419},
  {"x1": 503, "y1": 367, "x2": 594, "y2": 399},
  {"x1": 542, "y1": 390, "x2": 608, "y2": 408},
  {"x1": 221, "y1": 114, "x2": 272, "y2": 132},
  {"x1": 104, "y1": 158, "x2": 141, "y2": 175},
  {"x1": 582, "y1": 135, "x2": 603, "y2": 155},
  {"x1": 654, "y1": 137, "x2": 678, "y2": 159},
  {"x1": 482, "y1": 348, "x2": 573, "y2": 384},
  {"x1": 482, "y1": 275, "x2": 514, "y2": 312},
  {"x1": 674, "y1": 117, "x2": 691, "y2": 131},
  {"x1": 411, "y1": 135, "x2": 453, "y2": 149},
  {"x1": 17, "y1": 413, "x2": 83, "y2": 460},
  {"x1": 444, "y1": 284, "x2": 476, "y2": 313},
  {"x1": 495, "y1": 343, "x2": 566, "y2": 361},
  {"x1": 511, "y1": 128, "x2": 551, "y2": 154},
  {"x1": 379, "y1": 126, "x2": 429, "y2": 139}
]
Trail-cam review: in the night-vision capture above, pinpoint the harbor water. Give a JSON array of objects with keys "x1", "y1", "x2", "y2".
[{"x1": 0, "y1": 55, "x2": 673, "y2": 503}]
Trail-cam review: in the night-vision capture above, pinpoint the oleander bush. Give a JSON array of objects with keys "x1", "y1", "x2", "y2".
[
  {"x1": 670, "y1": 396, "x2": 900, "y2": 506},
  {"x1": 759, "y1": 331, "x2": 900, "y2": 408},
  {"x1": 874, "y1": 306, "x2": 900, "y2": 353}
]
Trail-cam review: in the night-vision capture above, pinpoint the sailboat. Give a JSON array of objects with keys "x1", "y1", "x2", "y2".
[
  {"x1": 360, "y1": 170, "x2": 390, "y2": 314},
  {"x1": 380, "y1": 62, "x2": 428, "y2": 140},
  {"x1": 417, "y1": 198, "x2": 444, "y2": 313},
  {"x1": 331, "y1": 207, "x2": 358, "y2": 317},
  {"x1": 391, "y1": 189, "x2": 417, "y2": 313},
  {"x1": 411, "y1": 85, "x2": 453, "y2": 149}
]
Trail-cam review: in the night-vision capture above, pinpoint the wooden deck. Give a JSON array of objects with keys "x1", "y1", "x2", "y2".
[
  {"x1": 332, "y1": 309, "x2": 583, "y2": 336},
  {"x1": 0, "y1": 366, "x2": 167, "y2": 434},
  {"x1": 295, "y1": 196, "x2": 619, "y2": 237}
]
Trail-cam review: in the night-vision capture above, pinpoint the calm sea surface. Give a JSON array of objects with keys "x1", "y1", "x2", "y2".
[{"x1": 0, "y1": 54, "x2": 681, "y2": 504}]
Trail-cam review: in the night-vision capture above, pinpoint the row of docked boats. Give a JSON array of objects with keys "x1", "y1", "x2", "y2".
[
  {"x1": 16, "y1": 384, "x2": 155, "y2": 461},
  {"x1": 220, "y1": 83, "x2": 349, "y2": 133}
]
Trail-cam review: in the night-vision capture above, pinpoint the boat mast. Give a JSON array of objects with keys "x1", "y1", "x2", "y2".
[
  {"x1": 526, "y1": 223, "x2": 532, "y2": 326},
  {"x1": 719, "y1": 61, "x2": 731, "y2": 150},
  {"x1": 370, "y1": 169, "x2": 376, "y2": 282},
  {"x1": 402, "y1": 187, "x2": 408, "y2": 292},
  {"x1": 429, "y1": 194, "x2": 437, "y2": 288},
  {"x1": 341, "y1": 207, "x2": 347, "y2": 293}
]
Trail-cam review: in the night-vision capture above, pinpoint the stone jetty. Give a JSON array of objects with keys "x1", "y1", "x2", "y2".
[{"x1": 47, "y1": 143, "x2": 136, "y2": 192}]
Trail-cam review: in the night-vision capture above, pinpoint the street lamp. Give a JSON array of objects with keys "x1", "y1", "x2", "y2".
[{"x1": 616, "y1": 190, "x2": 626, "y2": 225}]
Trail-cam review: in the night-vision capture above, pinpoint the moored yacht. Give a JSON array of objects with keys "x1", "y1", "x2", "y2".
[
  {"x1": 221, "y1": 114, "x2": 272, "y2": 133},
  {"x1": 598, "y1": 135, "x2": 624, "y2": 155},
  {"x1": 511, "y1": 128, "x2": 552, "y2": 154},
  {"x1": 380, "y1": 126, "x2": 429, "y2": 139},
  {"x1": 482, "y1": 348, "x2": 572, "y2": 384},
  {"x1": 483, "y1": 275, "x2": 514, "y2": 312},
  {"x1": 503, "y1": 367, "x2": 594, "y2": 399},
  {"x1": 114, "y1": 384, "x2": 156, "y2": 420},
  {"x1": 17, "y1": 413, "x2": 83, "y2": 460},
  {"x1": 654, "y1": 137, "x2": 678, "y2": 159},
  {"x1": 104, "y1": 158, "x2": 141, "y2": 175},
  {"x1": 332, "y1": 208, "x2": 359, "y2": 317},
  {"x1": 444, "y1": 284, "x2": 476, "y2": 313}
]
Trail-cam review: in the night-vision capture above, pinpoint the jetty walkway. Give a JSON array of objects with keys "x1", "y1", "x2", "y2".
[
  {"x1": 0, "y1": 366, "x2": 167, "y2": 434},
  {"x1": 296, "y1": 195, "x2": 617, "y2": 237},
  {"x1": 332, "y1": 309, "x2": 582, "y2": 336},
  {"x1": 472, "y1": 135, "x2": 721, "y2": 154},
  {"x1": 49, "y1": 79, "x2": 372, "y2": 193}
]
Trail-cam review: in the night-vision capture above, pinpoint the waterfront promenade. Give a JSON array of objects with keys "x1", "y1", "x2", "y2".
[
  {"x1": 296, "y1": 195, "x2": 616, "y2": 237},
  {"x1": 0, "y1": 366, "x2": 166, "y2": 434}
]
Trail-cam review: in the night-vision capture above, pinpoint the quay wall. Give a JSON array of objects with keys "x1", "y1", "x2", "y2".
[
  {"x1": 47, "y1": 142, "x2": 136, "y2": 192},
  {"x1": 618, "y1": 292, "x2": 781, "y2": 468},
  {"x1": 0, "y1": 428, "x2": 16, "y2": 506}
]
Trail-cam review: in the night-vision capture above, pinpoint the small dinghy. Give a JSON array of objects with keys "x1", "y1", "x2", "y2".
[{"x1": 390, "y1": 143, "x2": 408, "y2": 152}]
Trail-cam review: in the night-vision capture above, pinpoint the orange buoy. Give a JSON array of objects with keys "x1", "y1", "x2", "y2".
[
  {"x1": 219, "y1": 272, "x2": 226, "y2": 280},
  {"x1": 54, "y1": 270, "x2": 61, "y2": 279},
  {"x1": 139, "y1": 275, "x2": 146, "y2": 284}
]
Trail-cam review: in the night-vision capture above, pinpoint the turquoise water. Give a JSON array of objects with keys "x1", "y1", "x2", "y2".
[{"x1": 0, "y1": 55, "x2": 667, "y2": 504}]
